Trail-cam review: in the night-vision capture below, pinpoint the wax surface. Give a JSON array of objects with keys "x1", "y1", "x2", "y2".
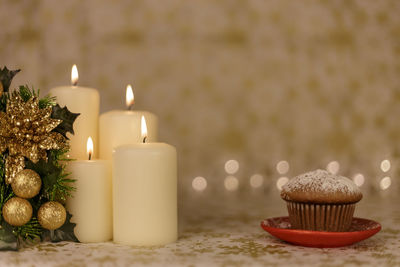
[
  {"x1": 50, "y1": 86, "x2": 99, "y2": 160},
  {"x1": 99, "y1": 110, "x2": 158, "y2": 160},
  {"x1": 113, "y1": 143, "x2": 177, "y2": 246},
  {"x1": 66, "y1": 160, "x2": 112, "y2": 243}
]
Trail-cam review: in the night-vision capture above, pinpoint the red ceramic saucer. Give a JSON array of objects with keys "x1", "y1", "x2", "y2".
[{"x1": 261, "y1": 216, "x2": 381, "y2": 248}]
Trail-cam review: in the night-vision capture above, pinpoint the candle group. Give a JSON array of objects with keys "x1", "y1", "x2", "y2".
[{"x1": 51, "y1": 66, "x2": 177, "y2": 246}]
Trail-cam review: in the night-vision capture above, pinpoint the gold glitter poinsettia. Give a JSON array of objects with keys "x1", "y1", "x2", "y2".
[{"x1": 0, "y1": 95, "x2": 67, "y2": 184}]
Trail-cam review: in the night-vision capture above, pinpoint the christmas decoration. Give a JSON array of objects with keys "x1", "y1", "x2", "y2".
[
  {"x1": 0, "y1": 66, "x2": 80, "y2": 250},
  {"x1": 11, "y1": 169, "x2": 41, "y2": 199},
  {"x1": 0, "y1": 94, "x2": 67, "y2": 184},
  {"x1": 2, "y1": 197, "x2": 32, "y2": 226},
  {"x1": 38, "y1": 201, "x2": 67, "y2": 230}
]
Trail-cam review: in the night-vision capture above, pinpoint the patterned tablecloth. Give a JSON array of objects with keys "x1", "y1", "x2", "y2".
[{"x1": 0, "y1": 191, "x2": 398, "y2": 267}]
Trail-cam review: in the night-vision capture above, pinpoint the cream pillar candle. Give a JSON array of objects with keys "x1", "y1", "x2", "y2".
[
  {"x1": 50, "y1": 65, "x2": 100, "y2": 160},
  {"x1": 66, "y1": 137, "x2": 112, "y2": 242},
  {"x1": 99, "y1": 85, "x2": 158, "y2": 160},
  {"x1": 113, "y1": 117, "x2": 177, "y2": 246}
]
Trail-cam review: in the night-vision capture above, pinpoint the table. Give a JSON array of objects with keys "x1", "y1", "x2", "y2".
[{"x1": 0, "y1": 191, "x2": 398, "y2": 266}]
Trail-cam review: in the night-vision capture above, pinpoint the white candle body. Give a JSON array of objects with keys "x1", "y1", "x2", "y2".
[
  {"x1": 66, "y1": 160, "x2": 112, "y2": 243},
  {"x1": 50, "y1": 86, "x2": 100, "y2": 160},
  {"x1": 99, "y1": 110, "x2": 158, "y2": 160},
  {"x1": 113, "y1": 143, "x2": 177, "y2": 246}
]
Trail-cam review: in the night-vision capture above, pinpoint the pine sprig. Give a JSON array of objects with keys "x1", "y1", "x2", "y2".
[
  {"x1": 50, "y1": 171, "x2": 76, "y2": 202},
  {"x1": 15, "y1": 85, "x2": 56, "y2": 109},
  {"x1": 48, "y1": 149, "x2": 76, "y2": 202},
  {"x1": 13, "y1": 218, "x2": 42, "y2": 241}
]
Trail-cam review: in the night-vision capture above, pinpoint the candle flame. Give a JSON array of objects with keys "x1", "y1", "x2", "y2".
[
  {"x1": 141, "y1": 116, "x2": 147, "y2": 143},
  {"x1": 71, "y1": 64, "x2": 79, "y2": 86},
  {"x1": 87, "y1": 136, "x2": 93, "y2": 160},
  {"x1": 126, "y1": 84, "x2": 134, "y2": 109}
]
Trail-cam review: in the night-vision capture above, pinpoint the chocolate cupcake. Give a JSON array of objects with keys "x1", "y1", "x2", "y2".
[{"x1": 280, "y1": 169, "x2": 362, "y2": 232}]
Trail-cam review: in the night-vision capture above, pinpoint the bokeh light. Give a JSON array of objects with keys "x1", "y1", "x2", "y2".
[
  {"x1": 224, "y1": 176, "x2": 239, "y2": 191},
  {"x1": 326, "y1": 161, "x2": 340, "y2": 175},
  {"x1": 353, "y1": 173, "x2": 365, "y2": 187},
  {"x1": 276, "y1": 160, "x2": 289, "y2": 175},
  {"x1": 250, "y1": 174, "x2": 264, "y2": 188},
  {"x1": 224, "y1": 160, "x2": 239, "y2": 175},
  {"x1": 192, "y1": 176, "x2": 207, "y2": 192},
  {"x1": 380, "y1": 176, "x2": 391, "y2": 190},
  {"x1": 276, "y1": 177, "x2": 289, "y2": 191},
  {"x1": 380, "y1": 159, "x2": 391, "y2": 173}
]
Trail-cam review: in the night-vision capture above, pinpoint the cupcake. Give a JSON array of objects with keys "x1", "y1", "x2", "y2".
[{"x1": 280, "y1": 169, "x2": 362, "y2": 232}]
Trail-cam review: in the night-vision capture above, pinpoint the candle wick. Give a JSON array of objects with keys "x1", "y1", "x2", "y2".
[
  {"x1": 88, "y1": 152, "x2": 92, "y2": 161},
  {"x1": 72, "y1": 81, "x2": 78, "y2": 86},
  {"x1": 127, "y1": 104, "x2": 134, "y2": 111},
  {"x1": 143, "y1": 136, "x2": 147, "y2": 143}
]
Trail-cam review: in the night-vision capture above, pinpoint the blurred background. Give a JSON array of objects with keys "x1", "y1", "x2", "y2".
[{"x1": 1, "y1": 0, "x2": 399, "y2": 198}]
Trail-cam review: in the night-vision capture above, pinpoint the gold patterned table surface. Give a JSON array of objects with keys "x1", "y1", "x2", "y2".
[{"x1": 0, "y1": 192, "x2": 398, "y2": 267}]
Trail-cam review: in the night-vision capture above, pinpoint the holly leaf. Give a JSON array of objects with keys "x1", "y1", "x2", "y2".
[
  {"x1": 0, "y1": 67, "x2": 20, "y2": 93},
  {"x1": 0, "y1": 221, "x2": 18, "y2": 251},
  {"x1": 51, "y1": 104, "x2": 80, "y2": 139},
  {"x1": 41, "y1": 211, "x2": 79, "y2": 243}
]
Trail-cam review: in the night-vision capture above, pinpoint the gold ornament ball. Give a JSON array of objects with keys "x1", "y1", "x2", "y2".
[
  {"x1": 38, "y1": 201, "x2": 66, "y2": 230},
  {"x1": 2, "y1": 197, "x2": 33, "y2": 226},
  {"x1": 12, "y1": 169, "x2": 42, "y2": 199}
]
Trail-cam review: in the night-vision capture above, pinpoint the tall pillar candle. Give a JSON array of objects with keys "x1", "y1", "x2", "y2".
[
  {"x1": 99, "y1": 85, "x2": 158, "y2": 160},
  {"x1": 66, "y1": 137, "x2": 112, "y2": 242},
  {"x1": 113, "y1": 118, "x2": 176, "y2": 246},
  {"x1": 50, "y1": 65, "x2": 100, "y2": 160}
]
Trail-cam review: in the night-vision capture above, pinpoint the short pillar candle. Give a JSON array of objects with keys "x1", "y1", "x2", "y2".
[
  {"x1": 66, "y1": 137, "x2": 112, "y2": 242},
  {"x1": 112, "y1": 117, "x2": 177, "y2": 246},
  {"x1": 99, "y1": 85, "x2": 158, "y2": 160}
]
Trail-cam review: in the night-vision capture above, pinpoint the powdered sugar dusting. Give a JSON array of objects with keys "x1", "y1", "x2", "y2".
[{"x1": 282, "y1": 169, "x2": 360, "y2": 195}]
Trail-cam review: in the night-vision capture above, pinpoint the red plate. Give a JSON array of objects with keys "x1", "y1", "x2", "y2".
[{"x1": 261, "y1": 216, "x2": 381, "y2": 248}]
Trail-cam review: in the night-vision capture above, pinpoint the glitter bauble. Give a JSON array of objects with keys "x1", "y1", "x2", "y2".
[
  {"x1": 11, "y1": 169, "x2": 42, "y2": 199},
  {"x1": 2, "y1": 197, "x2": 33, "y2": 226},
  {"x1": 38, "y1": 201, "x2": 66, "y2": 230}
]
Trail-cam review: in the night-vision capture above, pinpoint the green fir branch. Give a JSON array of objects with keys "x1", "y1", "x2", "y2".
[
  {"x1": 13, "y1": 218, "x2": 42, "y2": 241},
  {"x1": 15, "y1": 85, "x2": 56, "y2": 108},
  {"x1": 49, "y1": 149, "x2": 76, "y2": 202}
]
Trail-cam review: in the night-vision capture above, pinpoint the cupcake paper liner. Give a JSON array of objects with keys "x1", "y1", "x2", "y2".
[{"x1": 286, "y1": 201, "x2": 356, "y2": 232}]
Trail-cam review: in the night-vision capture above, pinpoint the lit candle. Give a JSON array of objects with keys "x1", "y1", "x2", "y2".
[
  {"x1": 50, "y1": 65, "x2": 100, "y2": 160},
  {"x1": 99, "y1": 85, "x2": 158, "y2": 160},
  {"x1": 66, "y1": 137, "x2": 112, "y2": 243},
  {"x1": 113, "y1": 117, "x2": 177, "y2": 246}
]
